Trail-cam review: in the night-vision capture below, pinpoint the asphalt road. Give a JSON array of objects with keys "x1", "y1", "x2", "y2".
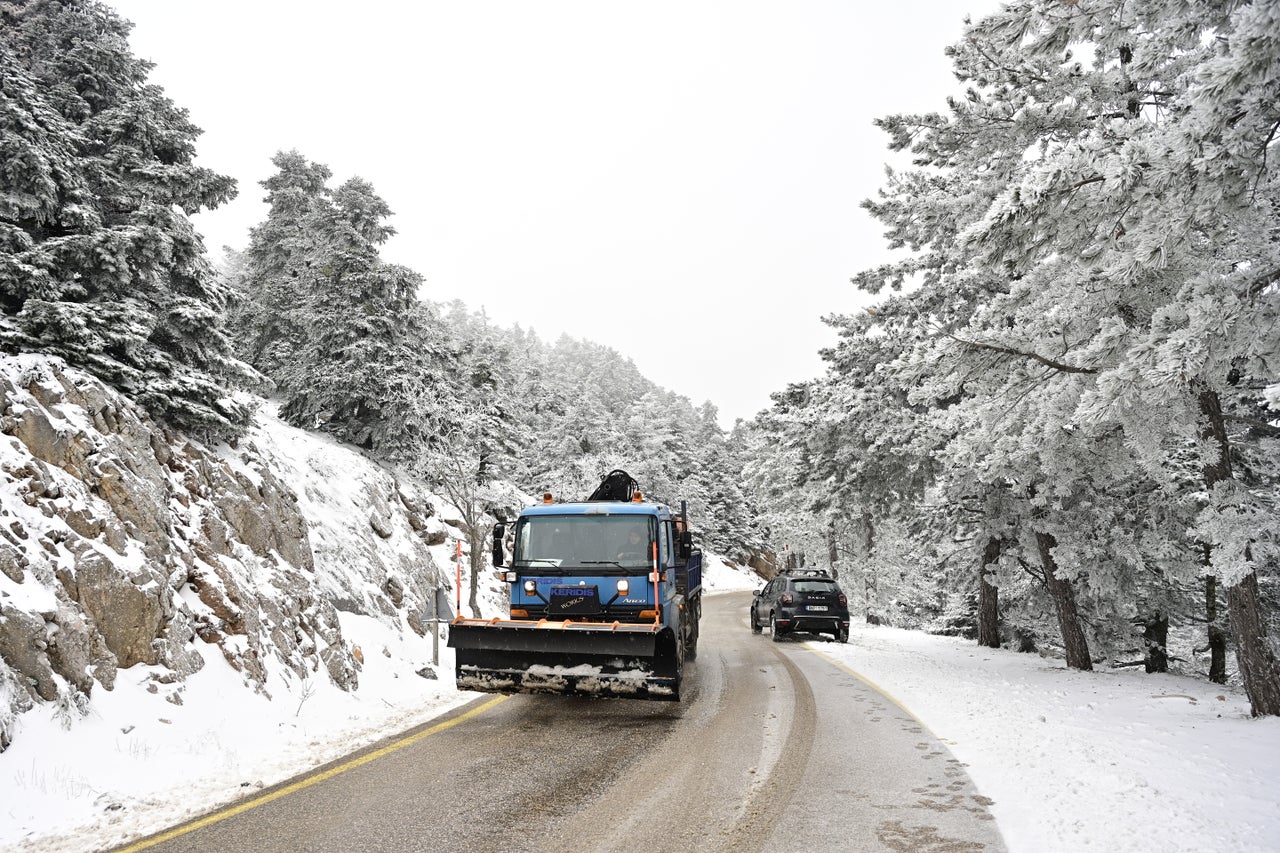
[{"x1": 122, "y1": 591, "x2": 1006, "y2": 853}]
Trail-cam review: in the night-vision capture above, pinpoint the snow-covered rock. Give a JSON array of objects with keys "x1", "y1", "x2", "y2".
[{"x1": 0, "y1": 355, "x2": 453, "y2": 750}]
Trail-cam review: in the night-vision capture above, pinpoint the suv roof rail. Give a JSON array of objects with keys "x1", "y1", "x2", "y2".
[{"x1": 778, "y1": 567, "x2": 833, "y2": 578}]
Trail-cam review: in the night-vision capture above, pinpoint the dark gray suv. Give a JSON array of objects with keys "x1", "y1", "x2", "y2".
[{"x1": 750, "y1": 569, "x2": 850, "y2": 643}]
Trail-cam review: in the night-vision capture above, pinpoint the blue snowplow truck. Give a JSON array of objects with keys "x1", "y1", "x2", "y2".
[{"x1": 448, "y1": 470, "x2": 702, "y2": 701}]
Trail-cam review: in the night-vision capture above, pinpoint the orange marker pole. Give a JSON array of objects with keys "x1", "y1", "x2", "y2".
[{"x1": 651, "y1": 540, "x2": 660, "y2": 625}]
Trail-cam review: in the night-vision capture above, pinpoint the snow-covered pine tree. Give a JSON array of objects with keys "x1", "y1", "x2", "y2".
[
  {"x1": 738, "y1": 386, "x2": 820, "y2": 577},
  {"x1": 773, "y1": 293, "x2": 998, "y2": 638},
  {"x1": 838, "y1": 21, "x2": 1110, "y2": 667},
  {"x1": 228, "y1": 149, "x2": 333, "y2": 382},
  {"x1": 0, "y1": 0, "x2": 251, "y2": 437},
  {"x1": 521, "y1": 335, "x2": 656, "y2": 498},
  {"x1": 750, "y1": 1, "x2": 1278, "y2": 706},
  {"x1": 688, "y1": 401, "x2": 764, "y2": 559},
  {"x1": 276, "y1": 176, "x2": 426, "y2": 453},
  {"x1": 950, "y1": 0, "x2": 1280, "y2": 715},
  {"x1": 228, "y1": 152, "x2": 454, "y2": 460}
]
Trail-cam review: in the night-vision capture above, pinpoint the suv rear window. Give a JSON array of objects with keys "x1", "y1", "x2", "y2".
[{"x1": 792, "y1": 580, "x2": 838, "y2": 593}]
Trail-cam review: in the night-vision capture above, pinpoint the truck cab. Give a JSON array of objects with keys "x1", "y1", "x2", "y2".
[
  {"x1": 501, "y1": 500, "x2": 691, "y2": 625},
  {"x1": 449, "y1": 471, "x2": 701, "y2": 701}
]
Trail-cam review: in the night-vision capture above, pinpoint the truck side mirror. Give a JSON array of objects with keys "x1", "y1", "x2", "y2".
[
  {"x1": 678, "y1": 530, "x2": 693, "y2": 559},
  {"x1": 492, "y1": 523, "x2": 505, "y2": 567}
]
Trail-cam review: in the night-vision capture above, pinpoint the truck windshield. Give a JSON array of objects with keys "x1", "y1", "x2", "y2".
[{"x1": 514, "y1": 516, "x2": 653, "y2": 569}]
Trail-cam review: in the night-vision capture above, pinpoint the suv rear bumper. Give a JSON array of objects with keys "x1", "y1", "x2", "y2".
[{"x1": 775, "y1": 612, "x2": 849, "y2": 635}]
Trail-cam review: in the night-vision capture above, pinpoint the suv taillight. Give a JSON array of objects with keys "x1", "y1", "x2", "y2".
[
  {"x1": 780, "y1": 592, "x2": 794, "y2": 605},
  {"x1": 838, "y1": 594, "x2": 847, "y2": 607}
]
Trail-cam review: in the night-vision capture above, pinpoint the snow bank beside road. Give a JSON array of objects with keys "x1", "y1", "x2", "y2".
[
  {"x1": 701, "y1": 553, "x2": 762, "y2": 593},
  {"x1": 810, "y1": 622, "x2": 1280, "y2": 853}
]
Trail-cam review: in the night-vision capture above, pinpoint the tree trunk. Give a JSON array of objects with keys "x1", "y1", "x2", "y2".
[
  {"x1": 1034, "y1": 530, "x2": 1093, "y2": 671},
  {"x1": 861, "y1": 513, "x2": 877, "y2": 624},
  {"x1": 1227, "y1": 568, "x2": 1280, "y2": 716},
  {"x1": 977, "y1": 535, "x2": 1001, "y2": 649},
  {"x1": 1142, "y1": 612, "x2": 1168, "y2": 673},
  {"x1": 465, "y1": 512, "x2": 497, "y2": 619},
  {"x1": 1206, "y1": 574, "x2": 1228, "y2": 685},
  {"x1": 1199, "y1": 388, "x2": 1280, "y2": 715},
  {"x1": 826, "y1": 528, "x2": 840, "y2": 578},
  {"x1": 468, "y1": 530, "x2": 484, "y2": 618}
]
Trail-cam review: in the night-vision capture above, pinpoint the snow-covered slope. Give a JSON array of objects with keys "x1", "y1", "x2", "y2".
[{"x1": 0, "y1": 355, "x2": 474, "y2": 850}]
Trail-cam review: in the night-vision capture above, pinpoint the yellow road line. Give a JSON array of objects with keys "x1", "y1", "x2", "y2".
[
  {"x1": 802, "y1": 645, "x2": 936, "y2": 734},
  {"x1": 116, "y1": 695, "x2": 508, "y2": 852}
]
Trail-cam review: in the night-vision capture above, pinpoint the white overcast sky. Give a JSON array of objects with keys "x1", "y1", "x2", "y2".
[{"x1": 108, "y1": 1, "x2": 999, "y2": 428}]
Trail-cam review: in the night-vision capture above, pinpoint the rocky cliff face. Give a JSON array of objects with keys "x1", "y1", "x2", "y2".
[{"x1": 0, "y1": 356, "x2": 455, "y2": 751}]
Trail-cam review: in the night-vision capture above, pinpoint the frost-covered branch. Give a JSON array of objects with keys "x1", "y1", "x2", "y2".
[
  {"x1": 1253, "y1": 119, "x2": 1280, "y2": 198},
  {"x1": 1245, "y1": 265, "x2": 1279, "y2": 298},
  {"x1": 966, "y1": 40, "x2": 1049, "y2": 86},
  {"x1": 1226, "y1": 414, "x2": 1280, "y2": 439},
  {"x1": 1063, "y1": 175, "x2": 1106, "y2": 193},
  {"x1": 944, "y1": 332, "x2": 1097, "y2": 375},
  {"x1": 1015, "y1": 555, "x2": 1046, "y2": 585}
]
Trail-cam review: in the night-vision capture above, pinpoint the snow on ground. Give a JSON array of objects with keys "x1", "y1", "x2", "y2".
[
  {"x1": 0, "y1": 606, "x2": 472, "y2": 853},
  {"x1": 2, "y1": 562, "x2": 1277, "y2": 853},
  {"x1": 816, "y1": 622, "x2": 1280, "y2": 853}
]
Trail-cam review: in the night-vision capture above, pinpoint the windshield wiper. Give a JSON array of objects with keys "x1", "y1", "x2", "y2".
[{"x1": 582, "y1": 560, "x2": 623, "y2": 567}]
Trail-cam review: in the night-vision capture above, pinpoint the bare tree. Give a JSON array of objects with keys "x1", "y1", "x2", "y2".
[{"x1": 422, "y1": 443, "x2": 506, "y2": 618}]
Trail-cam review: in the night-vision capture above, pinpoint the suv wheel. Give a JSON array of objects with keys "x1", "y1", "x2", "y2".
[
  {"x1": 835, "y1": 626, "x2": 849, "y2": 644},
  {"x1": 750, "y1": 609, "x2": 762, "y2": 634},
  {"x1": 771, "y1": 613, "x2": 784, "y2": 642}
]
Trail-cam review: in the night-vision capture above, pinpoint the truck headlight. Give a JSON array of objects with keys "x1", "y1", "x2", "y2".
[
  {"x1": 504, "y1": 571, "x2": 518, "y2": 583},
  {"x1": 523, "y1": 580, "x2": 537, "y2": 595},
  {"x1": 616, "y1": 579, "x2": 630, "y2": 595}
]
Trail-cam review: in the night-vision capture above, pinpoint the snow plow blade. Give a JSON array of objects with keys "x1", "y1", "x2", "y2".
[{"x1": 448, "y1": 618, "x2": 681, "y2": 701}]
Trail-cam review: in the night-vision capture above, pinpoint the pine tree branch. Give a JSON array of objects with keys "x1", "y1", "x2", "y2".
[
  {"x1": 969, "y1": 42, "x2": 1049, "y2": 85},
  {"x1": 944, "y1": 332, "x2": 1098, "y2": 374},
  {"x1": 1246, "y1": 265, "x2": 1280, "y2": 297},
  {"x1": 1225, "y1": 414, "x2": 1280, "y2": 439},
  {"x1": 1063, "y1": 175, "x2": 1106, "y2": 193},
  {"x1": 1258, "y1": 118, "x2": 1280, "y2": 156},
  {"x1": 1254, "y1": 118, "x2": 1280, "y2": 200},
  {"x1": 988, "y1": 365, "x2": 1052, "y2": 431},
  {"x1": 1016, "y1": 555, "x2": 1046, "y2": 585}
]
